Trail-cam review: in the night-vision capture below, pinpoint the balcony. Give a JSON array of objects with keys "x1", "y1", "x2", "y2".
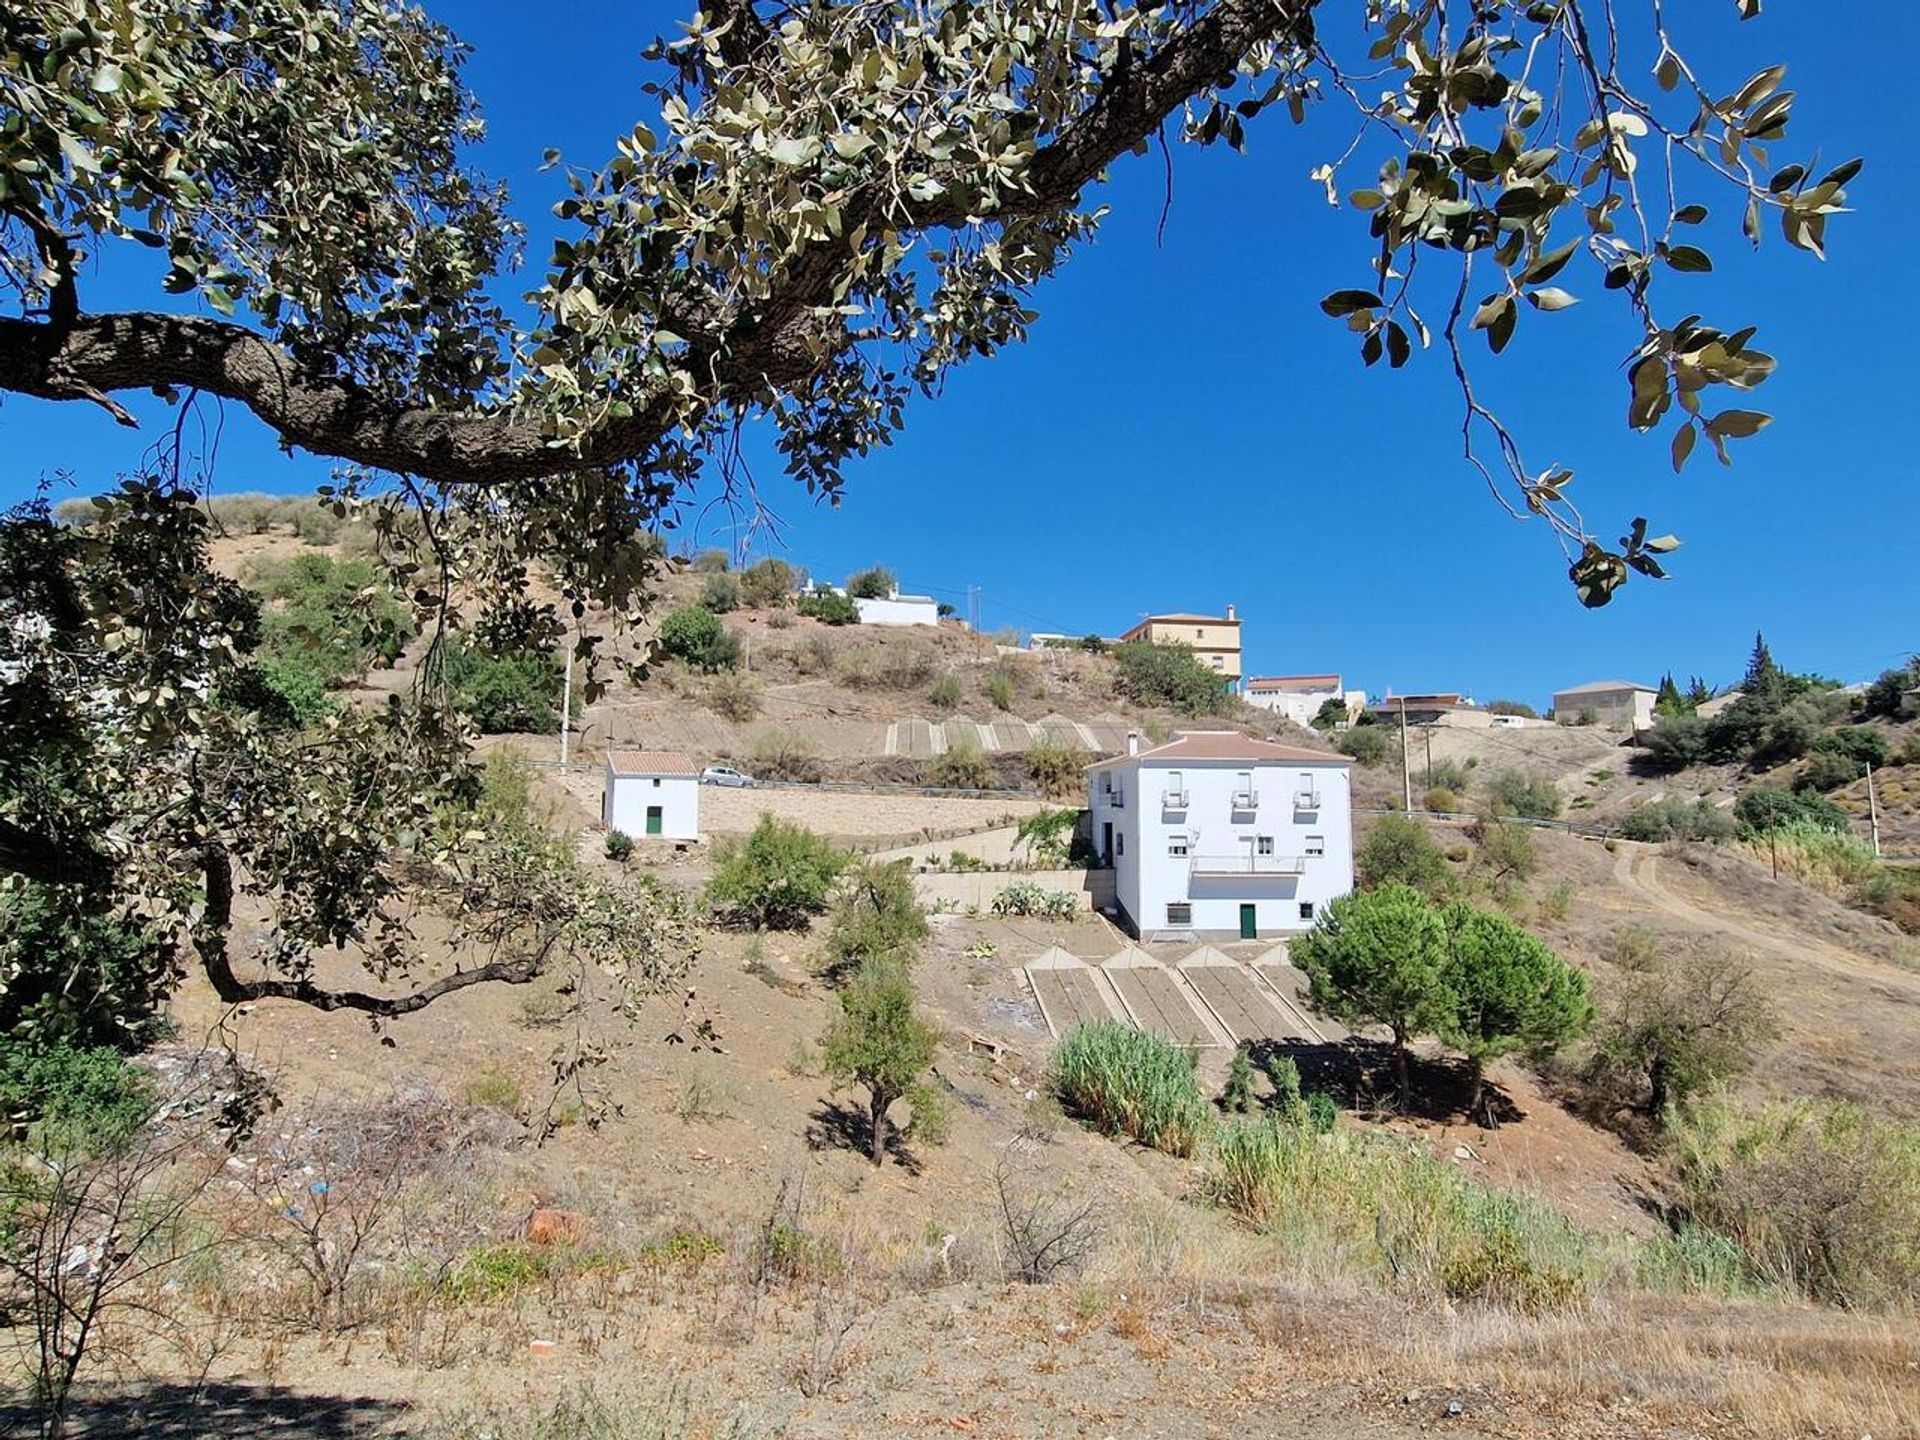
[
  {"x1": 1293, "y1": 789, "x2": 1321, "y2": 810},
  {"x1": 1106, "y1": 787, "x2": 1126, "y2": 808},
  {"x1": 1190, "y1": 852, "x2": 1307, "y2": 877},
  {"x1": 1230, "y1": 788, "x2": 1259, "y2": 809},
  {"x1": 1161, "y1": 788, "x2": 1189, "y2": 810}
]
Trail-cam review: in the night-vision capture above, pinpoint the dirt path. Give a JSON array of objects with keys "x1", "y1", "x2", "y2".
[{"x1": 1612, "y1": 844, "x2": 1920, "y2": 1000}]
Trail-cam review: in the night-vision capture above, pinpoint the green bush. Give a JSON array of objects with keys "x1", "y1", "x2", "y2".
[
  {"x1": 817, "y1": 859, "x2": 927, "y2": 983},
  {"x1": 1334, "y1": 726, "x2": 1391, "y2": 765},
  {"x1": 1814, "y1": 725, "x2": 1891, "y2": 768},
  {"x1": 1025, "y1": 737, "x2": 1083, "y2": 798},
  {"x1": 986, "y1": 668, "x2": 1016, "y2": 712},
  {"x1": 839, "y1": 641, "x2": 934, "y2": 690},
  {"x1": 1111, "y1": 640, "x2": 1231, "y2": 717},
  {"x1": 738, "y1": 557, "x2": 796, "y2": 607},
  {"x1": 821, "y1": 956, "x2": 939, "y2": 1165},
  {"x1": 249, "y1": 551, "x2": 415, "y2": 686},
  {"x1": 604, "y1": 830, "x2": 634, "y2": 862},
  {"x1": 927, "y1": 740, "x2": 994, "y2": 789},
  {"x1": 1310, "y1": 696, "x2": 1349, "y2": 731},
  {"x1": 0, "y1": 883, "x2": 173, "y2": 1053},
  {"x1": 657, "y1": 605, "x2": 741, "y2": 672},
  {"x1": 1422, "y1": 758, "x2": 1472, "y2": 792},
  {"x1": 989, "y1": 880, "x2": 1076, "y2": 918},
  {"x1": 691, "y1": 548, "x2": 730, "y2": 574},
  {"x1": 845, "y1": 565, "x2": 896, "y2": 599},
  {"x1": 704, "y1": 815, "x2": 846, "y2": 930},
  {"x1": 444, "y1": 641, "x2": 563, "y2": 733},
  {"x1": 1220, "y1": 1045, "x2": 1257, "y2": 1114},
  {"x1": 1799, "y1": 749, "x2": 1864, "y2": 793},
  {"x1": 1423, "y1": 786, "x2": 1458, "y2": 814},
  {"x1": 705, "y1": 670, "x2": 760, "y2": 722},
  {"x1": 1050, "y1": 1021, "x2": 1211, "y2": 1157},
  {"x1": 1438, "y1": 903, "x2": 1591, "y2": 1115},
  {"x1": 1617, "y1": 796, "x2": 1737, "y2": 843},
  {"x1": 1734, "y1": 786, "x2": 1847, "y2": 835},
  {"x1": 0, "y1": 1041, "x2": 154, "y2": 1150},
  {"x1": 928, "y1": 673, "x2": 963, "y2": 710},
  {"x1": 1486, "y1": 769, "x2": 1562, "y2": 820},
  {"x1": 796, "y1": 589, "x2": 858, "y2": 625},
  {"x1": 748, "y1": 728, "x2": 820, "y2": 782},
  {"x1": 1356, "y1": 814, "x2": 1450, "y2": 896},
  {"x1": 700, "y1": 572, "x2": 740, "y2": 613}
]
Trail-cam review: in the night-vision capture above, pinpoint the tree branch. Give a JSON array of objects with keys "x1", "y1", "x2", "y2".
[{"x1": 0, "y1": 0, "x2": 1306, "y2": 485}]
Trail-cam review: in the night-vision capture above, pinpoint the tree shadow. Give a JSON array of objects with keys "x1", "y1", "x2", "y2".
[
  {"x1": 805, "y1": 1099, "x2": 925, "y2": 1175},
  {"x1": 0, "y1": 1381, "x2": 409, "y2": 1438},
  {"x1": 1246, "y1": 1038, "x2": 1524, "y2": 1127}
]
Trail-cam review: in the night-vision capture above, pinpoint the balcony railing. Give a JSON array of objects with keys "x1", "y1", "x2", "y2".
[
  {"x1": 1161, "y1": 788, "x2": 1189, "y2": 810},
  {"x1": 1190, "y1": 852, "x2": 1307, "y2": 876},
  {"x1": 1106, "y1": 788, "x2": 1125, "y2": 808},
  {"x1": 1294, "y1": 789, "x2": 1321, "y2": 810},
  {"x1": 1230, "y1": 788, "x2": 1259, "y2": 809}
]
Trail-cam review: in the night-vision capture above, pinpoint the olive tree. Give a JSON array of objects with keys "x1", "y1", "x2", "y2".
[{"x1": 0, "y1": 0, "x2": 1859, "y2": 1032}]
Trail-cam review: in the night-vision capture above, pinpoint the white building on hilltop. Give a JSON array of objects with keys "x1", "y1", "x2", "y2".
[
  {"x1": 1243, "y1": 673, "x2": 1367, "y2": 728},
  {"x1": 1087, "y1": 730, "x2": 1354, "y2": 941},
  {"x1": 603, "y1": 750, "x2": 700, "y2": 840}
]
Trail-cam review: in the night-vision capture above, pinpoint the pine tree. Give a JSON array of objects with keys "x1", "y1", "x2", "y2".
[
  {"x1": 1742, "y1": 631, "x2": 1784, "y2": 701},
  {"x1": 1685, "y1": 675, "x2": 1714, "y2": 708},
  {"x1": 1654, "y1": 673, "x2": 1688, "y2": 717}
]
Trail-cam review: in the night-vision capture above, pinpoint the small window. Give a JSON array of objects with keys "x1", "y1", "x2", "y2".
[
  {"x1": 652, "y1": 776, "x2": 662, "y2": 787},
  {"x1": 1167, "y1": 839, "x2": 1188, "y2": 858},
  {"x1": 1166, "y1": 902, "x2": 1192, "y2": 926},
  {"x1": 1305, "y1": 835, "x2": 1325, "y2": 857},
  {"x1": 1256, "y1": 836, "x2": 1275, "y2": 856},
  {"x1": 1299, "y1": 902, "x2": 1315, "y2": 921},
  {"x1": 1116, "y1": 833, "x2": 1125, "y2": 857}
]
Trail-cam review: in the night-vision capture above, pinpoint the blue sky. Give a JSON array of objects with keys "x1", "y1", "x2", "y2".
[{"x1": 3, "y1": 2, "x2": 1914, "y2": 707}]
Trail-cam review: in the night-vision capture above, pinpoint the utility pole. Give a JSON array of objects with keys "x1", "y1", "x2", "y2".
[
  {"x1": 1422, "y1": 726, "x2": 1433, "y2": 786},
  {"x1": 1867, "y1": 763, "x2": 1883, "y2": 858},
  {"x1": 558, "y1": 634, "x2": 573, "y2": 766},
  {"x1": 1399, "y1": 696, "x2": 1413, "y2": 812}
]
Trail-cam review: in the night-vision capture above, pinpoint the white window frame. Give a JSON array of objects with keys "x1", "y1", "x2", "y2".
[
  {"x1": 1305, "y1": 834, "x2": 1325, "y2": 857},
  {"x1": 1166, "y1": 902, "x2": 1192, "y2": 927},
  {"x1": 1255, "y1": 835, "x2": 1275, "y2": 856},
  {"x1": 1167, "y1": 839, "x2": 1189, "y2": 858},
  {"x1": 1298, "y1": 901, "x2": 1315, "y2": 921}
]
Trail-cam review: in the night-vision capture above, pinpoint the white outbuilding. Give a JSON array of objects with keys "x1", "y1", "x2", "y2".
[{"x1": 603, "y1": 749, "x2": 701, "y2": 840}]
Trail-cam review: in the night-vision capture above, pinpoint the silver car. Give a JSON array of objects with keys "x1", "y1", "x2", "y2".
[{"x1": 700, "y1": 764, "x2": 754, "y2": 788}]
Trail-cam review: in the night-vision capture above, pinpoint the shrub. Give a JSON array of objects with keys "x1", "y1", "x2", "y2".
[
  {"x1": 928, "y1": 673, "x2": 963, "y2": 710},
  {"x1": 1220, "y1": 1045, "x2": 1257, "y2": 1114},
  {"x1": 817, "y1": 859, "x2": 927, "y2": 984},
  {"x1": 739, "y1": 557, "x2": 796, "y2": 608},
  {"x1": 1423, "y1": 786, "x2": 1458, "y2": 813},
  {"x1": 1734, "y1": 820, "x2": 1884, "y2": 898},
  {"x1": 1026, "y1": 737, "x2": 1083, "y2": 798},
  {"x1": 1310, "y1": 696, "x2": 1349, "y2": 731},
  {"x1": 1472, "y1": 817, "x2": 1538, "y2": 882},
  {"x1": 704, "y1": 815, "x2": 847, "y2": 929},
  {"x1": 0, "y1": 1041, "x2": 154, "y2": 1148},
  {"x1": 927, "y1": 739, "x2": 994, "y2": 790},
  {"x1": 0, "y1": 884, "x2": 172, "y2": 1053},
  {"x1": 821, "y1": 957, "x2": 938, "y2": 1165},
  {"x1": 839, "y1": 641, "x2": 934, "y2": 690},
  {"x1": 1733, "y1": 785, "x2": 1847, "y2": 835},
  {"x1": 604, "y1": 830, "x2": 634, "y2": 862},
  {"x1": 1355, "y1": 814, "x2": 1450, "y2": 897},
  {"x1": 1640, "y1": 714, "x2": 1711, "y2": 772},
  {"x1": 796, "y1": 589, "x2": 858, "y2": 625},
  {"x1": 986, "y1": 668, "x2": 1016, "y2": 712},
  {"x1": 700, "y1": 571, "x2": 740, "y2": 613},
  {"x1": 1815, "y1": 725, "x2": 1891, "y2": 768},
  {"x1": 657, "y1": 605, "x2": 741, "y2": 672},
  {"x1": 1050, "y1": 1021, "x2": 1210, "y2": 1157},
  {"x1": 249, "y1": 551, "x2": 415, "y2": 686},
  {"x1": 1423, "y1": 758, "x2": 1472, "y2": 792},
  {"x1": 1111, "y1": 640, "x2": 1231, "y2": 717},
  {"x1": 1292, "y1": 884, "x2": 1450, "y2": 1108},
  {"x1": 691, "y1": 548, "x2": 730, "y2": 574},
  {"x1": 1668, "y1": 1091, "x2": 1920, "y2": 1308},
  {"x1": 443, "y1": 641, "x2": 562, "y2": 733},
  {"x1": 1617, "y1": 796, "x2": 1737, "y2": 843},
  {"x1": 1014, "y1": 807, "x2": 1081, "y2": 867},
  {"x1": 1799, "y1": 749, "x2": 1863, "y2": 792},
  {"x1": 990, "y1": 880, "x2": 1077, "y2": 918},
  {"x1": 1486, "y1": 769, "x2": 1562, "y2": 819},
  {"x1": 1438, "y1": 904, "x2": 1592, "y2": 1117},
  {"x1": 1862, "y1": 660, "x2": 1920, "y2": 720},
  {"x1": 705, "y1": 670, "x2": 760, "y2": 722},
  {"x1": 845, "y1": 565, "x2": 896, "y2": 599},
  {"x1": 748, "y1": 728, "x2": 820, "y2": 782},
  {"x1": 1486, "y1": 700, "x2": 1539, "y2": 718},
  {"x1": 1586, "y1": 946, "x2": 1774, "y2": 1120},
  {"x1": 1334, "y1": 726, "x2": 1391, "y2": 765}
]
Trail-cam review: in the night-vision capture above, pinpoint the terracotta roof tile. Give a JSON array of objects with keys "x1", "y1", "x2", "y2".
[
  {"x1": 605, "y1": 749, "x2": 700, "y2": 776},
  {"x1": 1086, "y1": 729, "x2": 1348, "y2": 770}
]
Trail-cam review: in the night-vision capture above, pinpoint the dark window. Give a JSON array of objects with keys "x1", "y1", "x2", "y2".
[
  {"x1": 1166, "y1": 903, "x2": 1192, "y2": 926},
  {"x1": 1298, "y1": 902, "x2": 1315, "y2": 921}
]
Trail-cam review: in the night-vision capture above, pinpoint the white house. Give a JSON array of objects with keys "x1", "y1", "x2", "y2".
[
  {"x1": 853, "y1": 588, "x2": 940, "y2": 627},
  {"x1": 1243, "y1": 673, "x2": 1367, "y2": 728},
  {"x1": 603, "y1": 749, "x2": 700, "y2": 840},
  {"x1": 1551, "y1": 680, "x2": 1656, "y2": 732},
  {"x1": 1086, "y1": 730, "x2": 1354, "y2": 941}
]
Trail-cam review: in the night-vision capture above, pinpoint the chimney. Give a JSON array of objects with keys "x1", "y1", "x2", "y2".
[
  {"x1": 1126, "y1": 730, "x2": 1141, "y2": 756},
  {"x1": 1226, "y1": 603, "x2": 1237, "y2": 621}
]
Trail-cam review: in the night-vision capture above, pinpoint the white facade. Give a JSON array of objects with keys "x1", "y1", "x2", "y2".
[
  {"x1": 1086, "y1": 731, "x2": 1354, "y2": 940},
  {"x1": 1243, "y1": 675, "x2": 1368, "y2": 728},
  {"x1": 853, "y1": 591, "x2": 940, "y2": 627},
  {"x1": 603, "y1": 750, "x2": 700, "y2": 840}
]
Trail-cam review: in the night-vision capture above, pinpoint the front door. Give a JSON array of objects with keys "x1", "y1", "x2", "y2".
[
  {"x1": 1101, "y1": 821, "x2": 1113, "y2": 864},
  {"x1": 645, "y1": 805, "x2": 663, "y2": 836},
  {"x1": 1238, "y1": 903, "x2": 1257, "y2": 940}
]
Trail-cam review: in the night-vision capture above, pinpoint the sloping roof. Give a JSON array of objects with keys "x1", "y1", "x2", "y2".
[
  {"x1": 1125, "y1": 612, "x2": 1240, "y2": 627},
  {"x1": 1086, "y1": 729, "x2": 1349, "y2": 771},
  {"x1": 1247, "y1": 674, "x2": 1341, "y2": 692},
  {"x1": 1552, "y1": 679, "x2": 1656, "y2": 696},
  {"x1": 606, "y1": 749, "x2": 700, "y2": 776}
]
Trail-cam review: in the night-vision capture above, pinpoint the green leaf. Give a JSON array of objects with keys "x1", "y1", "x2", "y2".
[
  {"x1": 1671, "y1": 424, "x2": 1696, "y2": 473},
  {"x1": 1526, "y1": 288, "x2": 1578, "y2": 311},
  {"x1": 1672, "y1": 204, "x2": 1708, "y2": 225},
  {"x1": 1348, "y1": 189, "x2": 1385, "y2": 210},
  {"x1": 89, "y1": 62, "x2": 125, "y2": 94},
  {"x1": 1522, "y1": 239, "x2": 1579, "y2": 284},
  {"x1": 1664, "y1": 245, "x2": 1713, "y2": 273},
  {"x1": 1706, "y1": 409, "x2": 1772, "y2": 439}
]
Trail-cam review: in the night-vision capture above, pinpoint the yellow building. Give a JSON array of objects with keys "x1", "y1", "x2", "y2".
[{"x1": 1118, "y1": 606, "x2": 1243, "y2": 682}]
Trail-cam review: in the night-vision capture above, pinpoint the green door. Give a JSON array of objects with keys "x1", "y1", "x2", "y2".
[
  {"x1": 645, "y1": 806, "x2": 663, "y2": 836},
  {"x1": 1238, "y1": 904, "x2": 1257, "y2": 940}
]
